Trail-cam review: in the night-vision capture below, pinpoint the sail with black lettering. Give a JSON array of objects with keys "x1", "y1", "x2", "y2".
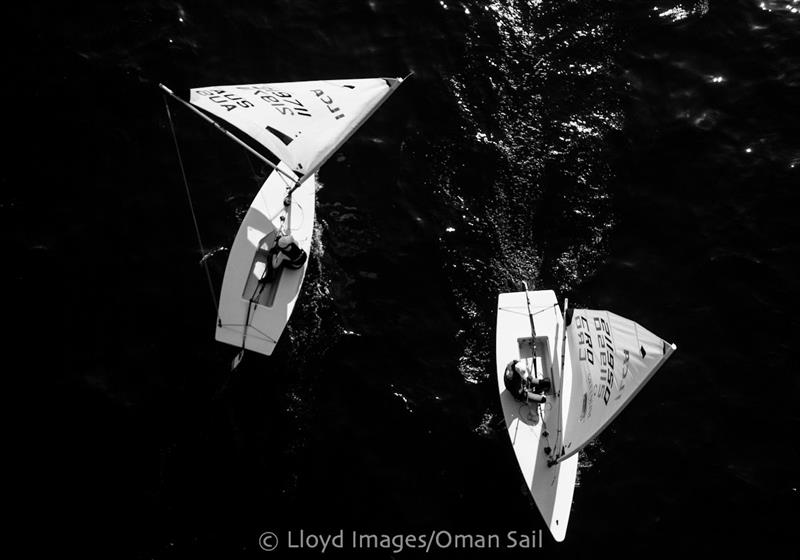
[
  {"x1": 558, "y1": 310, "x2": 677, "y2": 461},
  {"x1": 189, "y1": 78, "x2": 404, "y2": 182}
]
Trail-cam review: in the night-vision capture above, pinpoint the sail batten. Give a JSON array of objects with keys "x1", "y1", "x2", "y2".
[
  {"x1": 558, "y1": 309, "x2": 676, "y2": 461},
  {"x1": 188, "y1": 77, "x2": 404, "y2": 183}
]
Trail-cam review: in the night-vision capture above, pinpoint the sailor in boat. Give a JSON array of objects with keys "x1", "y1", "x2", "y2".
[
  {"x1": 252, "y1": 233, "x2": 309, "y2": 286},
  {"x1": 503, "y1": 359, "x2": 551, "y2": 404},
  {"x1": 271, "y1": 233, "x2": 307, "y2": 271}
]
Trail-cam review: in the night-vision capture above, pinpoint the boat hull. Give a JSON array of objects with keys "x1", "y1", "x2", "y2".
[
  {"x1": 215, "y1": 163, "x2": 316, "y2": 356},
  {"x1": 496, "y1": 289, "x2": 578, "y2": 542}
]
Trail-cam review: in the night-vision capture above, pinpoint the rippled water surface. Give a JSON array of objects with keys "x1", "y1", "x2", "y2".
[{"x1": 8, "y1": 1, "x2": 799, "y2": 557}]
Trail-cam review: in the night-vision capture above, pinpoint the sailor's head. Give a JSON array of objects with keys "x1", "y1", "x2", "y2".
[
  {"x1": 514, "y1": 361, "x2": 529, "y2": 378},
  {"x1": 278, "y1": 234, "x2": 296, "y2": 248}
]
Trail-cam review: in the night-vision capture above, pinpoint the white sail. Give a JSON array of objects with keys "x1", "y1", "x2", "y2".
[
  {"x1": 189, "y1": 77, "x2": 403, "y2": 182},
  {"x1": 558, "y1": 309, "x2": 676, "y2": 461}
]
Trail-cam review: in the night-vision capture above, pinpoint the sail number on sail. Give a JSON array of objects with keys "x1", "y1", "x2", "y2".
[
  {"x1": 310, "y1": 89, "x2": 345, "y2": 120},
  {"x1": 193, "y1": 87, "x2": 343, "y2": 120},
  {"x1": 193, "y1": 89, "x2": 256, "y2": 111},
  {"x1": 573, "y1": 314, "x2": 617, "y2": 407}
]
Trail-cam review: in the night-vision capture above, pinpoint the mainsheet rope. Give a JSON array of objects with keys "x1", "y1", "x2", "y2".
[{"x1": 163, "y1": 94, "x2": 220, "y2": 321}]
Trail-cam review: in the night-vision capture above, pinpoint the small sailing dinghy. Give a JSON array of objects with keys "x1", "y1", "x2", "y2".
[
  {"x1": 161, "y1": 77, "x2": 406, "y2": 359},
  {"x1": 496, "y1": 285, "x2": 676, "y2": 541}
]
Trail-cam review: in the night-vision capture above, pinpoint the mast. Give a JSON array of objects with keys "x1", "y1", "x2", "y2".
[
  {"x1": 521, "y1": 281, "x2": 538, "y2": 378},
  {"x1": 552, "y1": 298, "x2": 569, "y2": 463}
]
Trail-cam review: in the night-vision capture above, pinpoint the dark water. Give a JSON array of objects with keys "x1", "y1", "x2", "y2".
[{"x1": 8, "y1": 0, "x2": 799, "y2": 557}]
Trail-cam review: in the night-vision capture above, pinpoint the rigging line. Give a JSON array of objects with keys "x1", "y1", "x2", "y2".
[
  {"x1": 277, "y1": 168, "x2": 296, "y2": 188},
  {"x1": 240, "y1": 280, "x2": 263, "y2": 351},
  {"x1": 498, "y1": 304, "x2": 559, "y2": 317},
  {"x1": 522, "y1": 282, "x2": 539, "y2": 379},
  {"x1": 261, "y1": 172, "x2": 296, "y2": 234},
  {"x1": 244, "y1": 151, "x2": 260, "y2": 184},
  {"x1": 239, "y1": 250, "x2": 279, "y2": 350},
  {"x1": 217, "y1": 323, "x2": 276, "y2": 343},
  {"x1": 163, "y1": 94, "x2": 220, "y2": 321},
  {"x1": 555, "y1": 298, "x2": 569, "y2": 458}
]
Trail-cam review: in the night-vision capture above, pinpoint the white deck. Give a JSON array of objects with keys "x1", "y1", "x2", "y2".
[
  {"x1": 496, "y1": 290, "x2": 579, "y2": 542},
  {"x1": 215, "y1": 163, "x2": 316, "y2": 356}
]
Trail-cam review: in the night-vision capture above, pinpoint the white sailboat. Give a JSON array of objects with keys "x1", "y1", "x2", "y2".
[
  {"x1": 161, "y1": 77, "x2": 406, "y2": 359},
  {"x1": 496, "y1": 285, "x2": 676, "y2": 541}
]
